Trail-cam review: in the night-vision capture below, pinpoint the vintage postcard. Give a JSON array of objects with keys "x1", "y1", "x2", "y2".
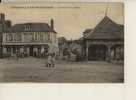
[{"x1": 0, "y1": 2, "x2": 124, "y2": 83}]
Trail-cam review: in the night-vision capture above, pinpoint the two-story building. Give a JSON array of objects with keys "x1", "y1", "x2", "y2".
[{"x1": 0, "y1": 13, "x2": 58, "y2": 57}]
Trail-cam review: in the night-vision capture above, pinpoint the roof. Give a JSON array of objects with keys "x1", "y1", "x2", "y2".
[
  {"x1": 83, "y1": 29, "x2": 93, "y2": 34},
  {"x1": 5, "y1": 22, "x2": 57, "y2": 33},
  {"x1": 85, "y1": 16, "x2": 124, "y2": 40}
]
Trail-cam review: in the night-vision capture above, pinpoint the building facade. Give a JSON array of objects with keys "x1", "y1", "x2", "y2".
[
  {"x1": 0, "y1": 13, "x2": 12, "y2": 57},
  {"x1": 82, "y1": 16, "x2": 124, "y2": 62},
  {"x1": 0, "y1": 13, "x2": 58, "y2": 58}
]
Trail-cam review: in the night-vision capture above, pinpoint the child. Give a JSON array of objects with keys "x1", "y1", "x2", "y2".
[{"x1": 47, "y1": 54, "x2": 52, "y2": 67}]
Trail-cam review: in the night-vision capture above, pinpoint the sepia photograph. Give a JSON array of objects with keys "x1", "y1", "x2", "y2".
[{"x1": 0, "y1": 2, "x2": 124, "y2": 83}]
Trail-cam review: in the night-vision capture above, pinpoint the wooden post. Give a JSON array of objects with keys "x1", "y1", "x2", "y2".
[
  {"x1": 86, "y1": 43, "x2": 89, "y2": 61},
  {"x1": 107, "y1": 45, "x2": 111, "y2": 62}
]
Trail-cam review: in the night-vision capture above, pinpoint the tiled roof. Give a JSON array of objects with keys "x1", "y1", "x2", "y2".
[
  {"x1": 85, "y1": 16, "x2": 124, "y2": 40},
  {"x1": 6, "y1": 23, "x2": 56, "y2": 33}
]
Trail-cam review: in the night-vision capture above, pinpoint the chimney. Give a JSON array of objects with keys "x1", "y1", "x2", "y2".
[
  {"x1": 50, "y1": 19, "x2": 54, "y2": 30},
  {"x1": 5, "y1": 20, "x2": 12, "y2": 28},
  {"x1": 0, "y1": 13, "x2": 5, "y2": 21}
]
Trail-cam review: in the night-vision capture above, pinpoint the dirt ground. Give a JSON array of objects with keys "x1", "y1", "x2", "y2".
[{"x1": 0, "y1": 57, "x2": 124, "y2": 83}]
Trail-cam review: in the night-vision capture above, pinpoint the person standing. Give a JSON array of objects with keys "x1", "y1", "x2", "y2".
[
  {"x1": 46, "y1": 53, "x2": 52, "y2": 67},
  {"x1": 51, "y1": 53, "x2": 55, "y2": 67}
]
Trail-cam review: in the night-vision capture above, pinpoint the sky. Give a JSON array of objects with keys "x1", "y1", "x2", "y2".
[{"x1": 0, "y1": 2, "x2": 124, "y2": 40}]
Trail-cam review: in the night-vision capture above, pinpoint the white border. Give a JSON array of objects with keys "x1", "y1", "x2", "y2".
[{"x1": 2, "y1": 0, "x2": 135, "y2": 100}]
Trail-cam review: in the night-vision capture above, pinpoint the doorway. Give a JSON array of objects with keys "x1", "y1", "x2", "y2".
[
  {"x1": 29, "y1": 46, "x2": 33, "y2": 56},
  {"x1": 88, "y1": 45, "x2": 107, "y2": 61}
]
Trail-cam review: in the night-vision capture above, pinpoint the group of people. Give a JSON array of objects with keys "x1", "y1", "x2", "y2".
[
  {"x1": 46, "y1": 53, "x2": 56, "y2": 68},
  {"x1": 8, "y1": 49, "x2": 56, "y2": 67}
]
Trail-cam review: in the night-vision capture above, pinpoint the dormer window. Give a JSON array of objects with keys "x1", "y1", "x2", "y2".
[{"x1": 24, "y1": 25, "x2": 31, "y2": 31}]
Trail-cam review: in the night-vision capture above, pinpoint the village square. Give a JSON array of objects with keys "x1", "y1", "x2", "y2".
[{"x1": 0, "y1": 3, "x2": 124, "y2": 82}]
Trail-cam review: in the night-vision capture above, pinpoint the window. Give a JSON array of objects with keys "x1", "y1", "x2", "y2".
[
  {"x1": 9, "y1": 34, "x2": 13, "y2": 41},
  {"x1": 47, "y1": 33, "x2": 50, "y2": 41},
  {"x1": 24, "y1": 25, "x2": 31, "y2": 31},
  {"x1": 35, "y1": 33, "x2": 38, "y2": 41},
  {"x1": 6, "y1": 34, "x2": 13, "y2": 41},
  {"x1": 44, "y1": 33, "x2": 50, "y2": 42},
  {"x1": 14, "y1": 34, "x2": 16, "y2": 41},
  {"x1": 44, "y1": 33, "x2": 48, "y2": 41},
  {"x1": 6, "y1": 34, "x2": 8, "y2": 41},
  {"x1": 39, "y1": 33, "x2": 43, "y2": 41},
  {"x1": 32, "y1": 34, "x2": 34, "y2": 41}
]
